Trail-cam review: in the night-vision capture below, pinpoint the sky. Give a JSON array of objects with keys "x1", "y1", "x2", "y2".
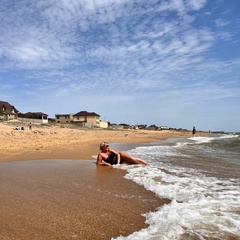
[{"x1": 0, "y1": 0, "x2": 240, "y2": 132}]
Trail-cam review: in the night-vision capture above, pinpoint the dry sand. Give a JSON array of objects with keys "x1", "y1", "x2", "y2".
[
  {"x1": 0, "y1": 121, "x2": 205, "y2": 239},
  {"x1": 0, "y1": 120, "x2": 197, "y2": 162}
]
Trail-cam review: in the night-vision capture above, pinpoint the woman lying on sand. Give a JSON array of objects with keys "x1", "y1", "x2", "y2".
[{"x1": 97, "y1": 142, "x2": 149, "y2": 166}]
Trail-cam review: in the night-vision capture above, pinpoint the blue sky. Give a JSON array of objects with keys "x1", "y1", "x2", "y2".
[{"x1": 0, "y1": 0, "x2": 239, "y2": 132}]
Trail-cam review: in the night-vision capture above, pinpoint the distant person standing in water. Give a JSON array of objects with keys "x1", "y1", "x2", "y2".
[{"x1": 192, "y1": 126, "x2": 196, "y2": 136}]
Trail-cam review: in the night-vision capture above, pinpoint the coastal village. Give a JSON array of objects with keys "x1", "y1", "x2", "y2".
[
  {"x1": 0, "y1": 100, "x2": 183, "y2": 131},
  {"x1": 0, "y1": 99, "x2": 200, "y2": 164}
]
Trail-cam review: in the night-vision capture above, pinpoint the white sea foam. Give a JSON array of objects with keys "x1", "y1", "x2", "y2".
[
  {"x1": 187, "y1": 136, "x2": 216, "y2": 143},
  {"x1": 219, "y1": 134, "x2": 239, "y2": 139},
  {"x1": 127, "y1": 145, "x2": 189, "y2": 161},
  {"x1": 114, "y1": 165, "x2": 240, "y2": 239},
  {"x1": 187, "y1": 134, "x2": 239, "y2": 144},
  {"x1": 113, "y1": 136, "x2": 240, "y2": 240}
]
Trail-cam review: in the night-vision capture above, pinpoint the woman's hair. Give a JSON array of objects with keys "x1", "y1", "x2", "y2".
[{"x1": 100, "y1": 142, "x2": 108, "y2": 150}]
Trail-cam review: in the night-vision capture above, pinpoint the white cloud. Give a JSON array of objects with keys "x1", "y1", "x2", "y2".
[
  {"x1": 215, "y1": 18, "x2": 230, "y2": 27},
  {"x1": 187, "y1": 0, "x2": 207, "y2": 11},
  {"x1": 0, "y1": 0, "x2": 240, "y2": 131}
]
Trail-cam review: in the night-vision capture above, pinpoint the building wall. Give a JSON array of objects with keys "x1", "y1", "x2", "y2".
[
  {"x1": 72, "y1": 115, "x2": 100, "y2": 127},
  {"x1": 72, "y1": 115, "x2": 87, "y2": 122},
  {"x1": 55, "y1": 114, "x2": 73, "y2": 123},
  {"x1": 160, "y1": 126, "x2": 170, "y2": 130},
  {"x1": 0, "y1": 114, "x2": 17, "y2": 120},
  {"x1": 72, "y1": 122, "x2": 93, "y2": 128},
  {"x1": 18, "y1": 117, "x2": 48, "y2": 124},
  {"x1": 86, "y1": 116, "x2": 98, "y2": 126},
  {"x1": 99, "y1": 121, "x2": 108, "y2": 128}
]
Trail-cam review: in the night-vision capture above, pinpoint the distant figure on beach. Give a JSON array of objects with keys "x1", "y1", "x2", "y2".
[
  {"x1": 29, "y1": 122, "x2": 32, "y2": 130},
  {"x1": 192, "y1": 126, "x2": 196, "y2": 136},
  {"x1": 97, "y1": 142, "x2": 149, "y2": 166}
]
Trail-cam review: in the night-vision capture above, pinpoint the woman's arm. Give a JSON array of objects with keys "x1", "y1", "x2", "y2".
[{"x1": 97, "y1": 153, "x2": 112, "y2": 167}]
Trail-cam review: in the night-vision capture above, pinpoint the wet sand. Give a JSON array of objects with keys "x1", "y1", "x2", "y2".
[{"x1": 0, "y1": 160, "x2": 169, "y2": 240}]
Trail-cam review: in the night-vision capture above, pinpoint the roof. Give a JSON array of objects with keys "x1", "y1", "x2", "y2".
[
  {"x1": 55, "y1": 113, "x2": 73, "y2": 116},
  {"x1": 0, "y1": 101, "x2": 19, "y2": 112},
  {"x1": 48, "y1": 118, "x2": 56, "y2": 122},
  {"x1": 24, "y1": 112, "x2": 48, "y2": 117},
  {"x1": 73, "y1": 111, "x2": 100, "y2": 117}
]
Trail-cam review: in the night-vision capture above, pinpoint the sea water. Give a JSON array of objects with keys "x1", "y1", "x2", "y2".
[{"x1": 112, "y1": 133, "x2": 240, "y2": 240}]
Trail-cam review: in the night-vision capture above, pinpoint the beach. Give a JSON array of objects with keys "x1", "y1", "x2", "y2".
[
  {"x1": 0, "y1": 121, "x2": 195, "y2": 163},
  {"x1": 0, "y1": 121, "x2": 204, "y2": 240}
]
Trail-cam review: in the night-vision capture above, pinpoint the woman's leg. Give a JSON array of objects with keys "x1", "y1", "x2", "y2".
[{"x1": 120, "y1": 152, "x2": 149, "y2": 165}]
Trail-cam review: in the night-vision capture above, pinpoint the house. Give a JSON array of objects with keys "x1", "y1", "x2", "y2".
[
  {"x1": 73, "y1": 111, "x2": 100, "y2": 127},
  {"x1": 19, "y1": 112, "x2": 48, "y2": 124},
  {"x1": 55, "y1": 111, "x2": 107, "y2": 128},
  {"x1": 160, "y1": 126, "x2": 170, "y2": 130},
  {"x1": 0, "y1": 101, "x2": 19, "y2": 120},
  {"x1": 55, "y1": 114, "x2": 73, "y2": 124}
]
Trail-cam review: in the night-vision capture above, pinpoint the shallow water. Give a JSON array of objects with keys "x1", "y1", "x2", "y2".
[{"x1": 113, "y1": 133, "x2": 240, "y2": 240}]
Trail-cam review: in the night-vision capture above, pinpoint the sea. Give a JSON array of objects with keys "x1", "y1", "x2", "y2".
[{"x1": 112, "y1": 133, "x2": 240, "y2": 240}]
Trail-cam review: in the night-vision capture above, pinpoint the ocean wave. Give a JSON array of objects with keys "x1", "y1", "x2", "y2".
[{"x1": 113, "y1": 137, "x2": 240, "y2": 240}]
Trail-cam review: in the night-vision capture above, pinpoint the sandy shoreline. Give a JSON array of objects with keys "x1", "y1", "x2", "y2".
[
  {"x1": 0, "y1": 121, "x2": 205, "y2": 239},
  {"x1": 0, "y1": 121, "x2": 198, "y2": 163}
]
